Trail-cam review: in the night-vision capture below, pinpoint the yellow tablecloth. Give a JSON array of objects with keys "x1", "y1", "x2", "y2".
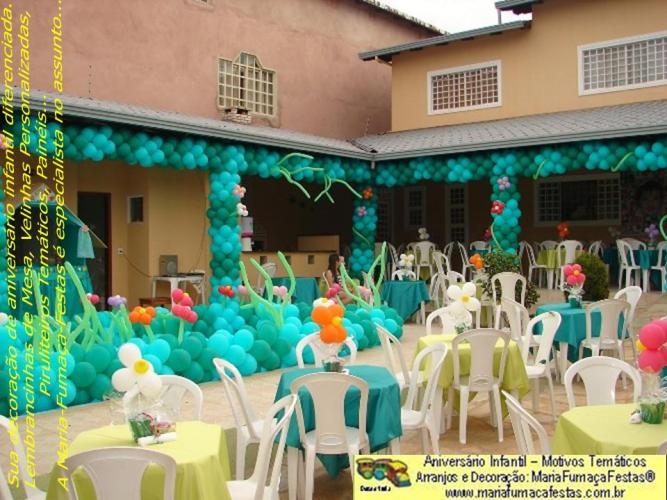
[
  {"x1": 46, "y1": 421, "x2": 231, "y2": 500},
  {"x1": 414, "y1": 334, "x2": 530, "y2": 398},
  {"x1": 552, "y1": 403, "x2": 666, "y2": 454}
]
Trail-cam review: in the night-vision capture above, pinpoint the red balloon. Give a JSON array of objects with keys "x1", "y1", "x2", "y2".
[
  {"x1": 638, "y1": 349, "x2": 665, "y2": 373},
  {"x1": 638, "y1": 323, "x2": 665, "y2": 350},
  {"x1": 171, "y1": 289, "x2": 184, "y2": 302}
]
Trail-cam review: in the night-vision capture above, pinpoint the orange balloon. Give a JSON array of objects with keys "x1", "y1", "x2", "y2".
[
  {"x1": 332, "y1": 324, "x2": 347, "y2": 343},
  {"x1": 320, "y1": 325, "x2": 338, "y2": 344},
  {"x1": 145, "y1": 306, "x2": 156, "y2": 318},
  {"x1": 330, "y1": 303, "x2": 344, "y2": 319},
  {"x1": 311, "y1": 306, "x2": 333, "y2": 326},
  {"x1": 129, "y1": 311, "x2": 140, "y2": 323},
  {"x1": 140, "y1": 313, "x2": 152, "y2": 325}
]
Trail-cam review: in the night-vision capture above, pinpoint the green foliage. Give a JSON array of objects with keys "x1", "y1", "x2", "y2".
[
  {"x1": 481, "y1": 250, "x2": 540, "y2": 309},
  {"x1": 574, "y1": 252, "x2": 609, "y2": 301}
]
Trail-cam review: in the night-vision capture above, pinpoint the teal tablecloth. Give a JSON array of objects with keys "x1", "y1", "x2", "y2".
[
  {"x1": 274, "y1": 365, "x2": 401, "y2": 477},
  {"x1": 272, "y1": 277, "x2": 320, "y2": 304},
  {"x1": 535, "y1": 302, "x2": 624, "y2": 362},
  {"x1": 380, "y1": 280, "x2": 430, "y2": 320},
  {"x1": 9, "y1": 265, "x2": 92, "y2": 320},
  {"x1": 603, "y1": 248, "x2": 662, "y2": 288}
]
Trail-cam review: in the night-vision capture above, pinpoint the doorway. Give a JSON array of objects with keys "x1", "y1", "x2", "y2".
[{"x1": 77, "y1": 192, "x2": 111, "y2": 308}]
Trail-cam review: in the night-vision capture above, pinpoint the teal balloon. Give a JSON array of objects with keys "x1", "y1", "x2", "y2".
[
  {"x1": 147, "y1": 339, "x2": 171, "y2": 363},
  {"x1": 249, "y1": 340, "x2": 271, "y2": 362},
  {"x1": 89, "y1": 374, "x2": 112, "y2": 401},
  {"x1": 233, "y1": 329, "x2": 254, "y2": 351},
  {"x1": 85, "y1": 345, "x2": 112, "y2": 373},
  {"x1": 183, "y1": 362, "x2": 204, "y2": 383},
  {"x1": 239, "y1": 356, "x2": 258, "y2": 376},
  {"x1": 71, "y1": 362, "x2": 96, "y2": 388},
  {"x1": 180, "y1": 336, "x2": 204, "y2": 359},
  {"x1": 143, "y1": 354, "x2": 163, "y2": 374},
  {"x1": 167, "y1": 349, "x2": 192, "y2": 373},
  {"x1": 226, "y1": 345, "x2": 246, "y2": 366}
]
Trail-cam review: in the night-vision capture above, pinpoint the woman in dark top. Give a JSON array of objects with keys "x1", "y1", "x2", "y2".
[{"x1": 324, "y1": 253, "x2": 353, "y2": 304}]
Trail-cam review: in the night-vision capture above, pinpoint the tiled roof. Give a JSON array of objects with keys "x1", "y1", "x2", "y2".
[
  {"x1": 359, "y1": 21, "x2": 531, "y2": 62},
  {"x1": 358, "y1": 0, "x2": 444, "y2": 34},
  {"x1": 353, "y1": 100, "x2": 667, "y2": 160}
]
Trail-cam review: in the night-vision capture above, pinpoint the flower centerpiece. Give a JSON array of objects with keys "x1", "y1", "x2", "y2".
[
  {"x1": 397, "y1": 253, "x2": 415, "y2": 278},
  {"x1": 417, "y1": 227, "x2": 430, "y2": 241},
  {"x1": 311, "y1": 298, "x2": 347, "y2": 372},
  {"x1": 469, "y1": 254, "x2": 485, "y2": 282},
  {"x1": 561, "y1": 264, "x2": 586, "y2": 307},
  {"x1": 644, "y1": 223, "x2": 659, "y2": 249},
  {"x1": 446, "y1": 282, "x2": 481, "y2": 334},
  {"x1": 635, "y1": 319, "x2": 667, "y2": 424},
  {"x1": 557, "y1": 221, "x2": 569, "y2": 240}
]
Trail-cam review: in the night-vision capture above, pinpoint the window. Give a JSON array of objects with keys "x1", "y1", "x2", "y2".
[
  {"x1": 128, "y1": 196, "x2": 144, "y2": 223},
  {"x1": 446, "y1": 184, "x2": 467, "y2": 243},
  {"x1": 579, "y1": 31, "x2": 667, "y2": 95},
  {"x1": 428, "y1": 60, "x2": 501, "y2": 114},
  {"x1": 404, "y1": 186, "x2": 425, "y2": 230},
  {"x1": 218, "y1": 52, "x2": 276, "y2": 115},
  {"x1": 376, "y1": 188, "x2": 394, "y2": 243},
  {"x1": 535, "y1": 174, "x2": 620, "y2": 225}
]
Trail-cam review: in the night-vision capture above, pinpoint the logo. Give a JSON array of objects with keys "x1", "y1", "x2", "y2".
[{"x1": 356, "y1": 458, "x2": 411, "y2": 488}]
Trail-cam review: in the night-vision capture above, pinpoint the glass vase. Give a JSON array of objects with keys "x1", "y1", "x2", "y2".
[{"x1": 639, "y1": 370, "x2": 665, "y2": 424}]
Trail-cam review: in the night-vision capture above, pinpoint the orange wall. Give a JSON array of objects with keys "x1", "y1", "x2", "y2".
[
  {"x1": 390, "y1": 0, "x2": 667, "y2": 131},
  {"x1": 22, "y1": 0, "x2": 434, "y2": 139}
]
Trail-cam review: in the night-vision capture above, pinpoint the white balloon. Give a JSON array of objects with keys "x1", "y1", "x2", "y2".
[
  {"x1": 0, "y1": 312, "x2": 8, "y2": 326},
  {"x1": 118, "y1": 343, "x2": 142, "y2": 367},
  {"x1": 111, "y1": 368, "x2": 136, "y2": 391},
  {"x1": 138, "y1": 373, "x2": 163, "y2": 398}
]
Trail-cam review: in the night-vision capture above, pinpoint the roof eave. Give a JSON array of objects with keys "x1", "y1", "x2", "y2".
[{"x1": 494, "y1": 0, "x2": 541, "y2": 15}]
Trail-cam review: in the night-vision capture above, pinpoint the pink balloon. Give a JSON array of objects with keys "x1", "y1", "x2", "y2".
[
  {"x1": 278, "y1": 286, "x2": 288, "y2": 296},
  {"x1": 572, "y1": 264, "x2": 582, "y2": 273},
  {"x1": 638, "y1": 323, "x2": 666, "y2": 350},
  {"x1": 180, "y1": 295, "x2": 194, "y2": 308},
  {"x1": 272, "y1": 286, "x2": 280, "y2": 295},
  {"x1": 172, "y1": 304, "x2": 185, "y2": 317},
  {"x1": 238, "y1": 285, "x2": 248, "y2": 295},
  {"x1": 186, "y1": 311, "x2": 198, "y2": 323},
  {"x1": 566, "y1": 275, "x2": 578, "y2": 286},
  {"x1": 638, "y1": 349, "x2": 665, "y2": 372},
  {"x1": 563, "y1": 265, "x2": 573, "y2": 276},
  {"x1": 171, "y1": 289, "x2": 184, "y2": 302},
  {"x1": 656, "y1": 320, "x2": 667, "y2": 340},
  {"x1": 661, "y1": 346, "x2": 667, "y2": 364}
]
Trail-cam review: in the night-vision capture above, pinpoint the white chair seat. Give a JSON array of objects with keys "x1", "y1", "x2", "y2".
[
  {"x1": 303, "y1": 427, "x2": 368, "y2": 451},
  {"x1": 400, "y1": 407, "x2": 426, "y2": 428}
]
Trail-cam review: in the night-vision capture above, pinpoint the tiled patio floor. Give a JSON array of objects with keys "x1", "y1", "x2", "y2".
[{"x1": 2, "y1": 287, "x2": 666, "y2": 499}]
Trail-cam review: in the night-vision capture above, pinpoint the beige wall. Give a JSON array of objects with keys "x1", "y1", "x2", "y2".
[
  {"x1": 23, "y1": 0, "x2": 434, "y2": 139},
  {"x1": 390, "y1": 0, "x2": 667, "y2": 131}
]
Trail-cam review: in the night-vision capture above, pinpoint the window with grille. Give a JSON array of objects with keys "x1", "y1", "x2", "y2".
[
  {"x1": 428, "y1": 60, "x2": 501, "y2": 114},
  {"x1": 404, "y1": 187, "x2": 425, "y2": 230},
  {"x1": 446, "y1": 185, "x2": 467, "y2": 242},
  {"x1": 579, "y1": 32, "x2": 667, "y2": 95},
  {"x1": 535, "y1": 174, "x2": 620, "y2": 225},
  {"x1": 218, "y1": 52, "x2": 276, "y2": 115},
  {"x1": 376, "y1": 189, "x2": 394, "y2": 243}
]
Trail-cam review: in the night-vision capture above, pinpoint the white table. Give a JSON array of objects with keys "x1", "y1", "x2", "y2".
[{"x1": 152, "y1": 274, "x2": 206, "y2": 304}]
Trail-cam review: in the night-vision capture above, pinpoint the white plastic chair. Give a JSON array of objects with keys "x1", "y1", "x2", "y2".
[
  {"x1": 428, "y1": 272, "x2": 449, "y2": 309},
  {"x1": 491, "y1": 272, "x2": 527, "y2": 326},
  {"x1": 522, "y1": 242, "x2": 548, "y2": 288},
  {"x1": 398, "y1": 343, "x2": 447, "y2": 454},
  {"x1": 578, "y1": 298, "x2": 630, "y2": 360},
  {"x1": 213, "y1": 358, "x2": 265, "y2": 480},
  {"x1": 469, "y1": 241, "x2": 488, "y2": 252},
  {"x1": 291, "y1": 372, "x2": 369, "y2": 500},
  {"x1": 256, "y1": 262, "x2": 277, "y2": 295},
  {"x1": 564, "y1": 356, "x2": 641, "y2": 409},
  {"x1": 391, "y1": 268, "x2": 417, "y2": 281},
  {"x1": 556, "y1": 240, "x2": 583, "y2": 288},
  {"x1": 157, "y1": 374, "x2": 204, "y2": 420},
  {"x1": 64, "y1": 447, "x2": 176, "y2": 500},
  {"x1": 495, "y1": 297, "x2": 529, "y2": 347},
  {"x1": 376, "y1": 325, "x2": 414, "y2": 393},
  {"x1": 456, "y1": 242, "x2": 476, "y2": 280},
  {"x1": 650, "y1": 241, "x2": 667, "y2": 292},
  {"x1": 413, "y1": 241, "x2": 436, "y2": 281},
  {"x1": 446, "y1": 328, "x2": 510, "y2": 444},
  {"x1": 522, "y1": 311, "x2": 562, "y2": 421},
  {"x1": 621, "y1": 237, "x2": 647, "y2": 250},
  {"x1": 613, "y1": 286, "x2": 642, "y2": 362},
  {"x1": 1, "y1": 416, "x2": 46, "y2": 500},
  {"x1": 295, "y1": 332, "x2": 357, "y2": 368},
  {"x1": 443, "y1": 242, "x2": 456, "y2": 263},
  {"x1": 502, "y1": 390, "x2": 551, "y2": 454},
  {"x1": 425, "y1": 305, "x2": 462, "y2": 335},
  {"x1": 587, "y1": 240, "x2": 604, "y2": 257},
  {"x1": 226, "y1": 394, "x2": 298, "y2": 500},
  {"x1": 617, "y1": 239, "x2": 642, "y2": 288},
  {"x1": 385, "y1": 242, "x2": 399, "y2": 280},
  {"x1": 447, "y1": 270, "x2": 466, "y2": 283}
]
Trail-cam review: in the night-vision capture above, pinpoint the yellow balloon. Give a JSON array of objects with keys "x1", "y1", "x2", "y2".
[
  {"x1": 636, "y1": 340, "x2": 646, "y2": 353},
  {"x1": 332, "y1": 316, "x2": 342, "y2": 327}
]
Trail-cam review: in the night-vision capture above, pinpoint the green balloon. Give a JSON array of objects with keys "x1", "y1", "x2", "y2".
[
  {"x1": 89, "y1": 374, "x2": 112, "y2": 401},
  {"x1": 85, "y1": 345, "x2": 112, "y2": 373},
  {"x1": 71, "y1": 362, "x2": 96, "y2": 388},
  {"x1": 180, "y1": 336, "x2": 204, "y2": 359},
  {"x1": 182, "y1": 362, "x2": 204, "y2": 383},
  {"x1": 167, "y1": 349, "x2": 192, "y2": 373},
  {"x1": 249, "y1": 340, "x2": 271, "y2": 362}
]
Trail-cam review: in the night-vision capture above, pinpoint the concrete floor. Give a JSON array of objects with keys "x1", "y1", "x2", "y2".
[{"x1": 2, "y1": 287, "x2": 666, "y2": 499}]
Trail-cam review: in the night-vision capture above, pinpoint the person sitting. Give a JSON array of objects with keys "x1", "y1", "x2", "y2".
[{"x1": 323, "y1": 253, "x2": 354, "y2": 304}]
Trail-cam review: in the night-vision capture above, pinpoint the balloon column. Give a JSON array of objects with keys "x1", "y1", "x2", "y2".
[{"x1": 350, "y1": 187, "x2": 377, "y2": 277}]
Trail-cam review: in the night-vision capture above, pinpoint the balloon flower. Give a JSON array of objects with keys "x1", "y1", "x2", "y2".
[
  {"x1": 446, "y1": 282, "x2": 481, "y2": 330},
  {"x1": 171, "y1": 289, "x2": 197, "y2": 342},
  {"x1": 561, "y1": 264, "x2": 586, "y2": 298},
  {"x1": 557, "y1": 222, "x2": 569, "y2": 240},
  {"x1": 217, "y1": 285, "x2": 235, "y2": 298},
  {"x1": 129, "y1": 306, "x2": 158, "y2": 341},
  {"x1": 491, "y1": 201, "x2": 505, "y2": 215},
  {"x1": 497, "y1": 176, "x2": 511, "y2": 190},
  {"x1": 311, "y1": 298, "x2": 347, "y2": 344},
  {"x1": 111, "y1": 343, "x2": 163, "y2": 399},
  {"x1": 469, "y1": 254, "x2": 484, "y2": 270},
  {"x1": 107, "y1": 294, "x2": 127, "y2": 308},
  {"x1": 86, "y1": 293, "x2": 100, "y2": 305},
  {"x1": 233, "y1": 184, "x2": 246, "y2": 198},
  {"x1": 362, "y1": 187, "x2": 374, "y2": 199},
  {"x1": 636, "y1": 319, "x2": 667, "y2": 373},
  {"x1": 356, "y1": 206, "x2": 367, "y2": 217}
]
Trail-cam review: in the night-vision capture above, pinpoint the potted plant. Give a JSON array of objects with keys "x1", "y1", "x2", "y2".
[
  {"x1": 573, "y1": 253, "x2": 609, "y2": 301},
  {"x1": 481, "y1": 250, "x2": 540, "y2": 309}
]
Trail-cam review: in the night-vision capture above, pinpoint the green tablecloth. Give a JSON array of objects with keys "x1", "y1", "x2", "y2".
[
  {"x1": 46, "y1": 421, "x2": 231, "y2": 500},
  {"x1": 414, "y1": 334, "x2": 530, "y2": 399},
  {"x1": 535, "y1": 302, "x2": 624, "y2": 362},
  {"x1": 536, "y1": 249, "x2": 585, "y2": 269},
  {"x1": 10, "y1": 265, "x2": 92, "y2": 320},
  {"x1": 552, "y1": 403, "x2": 666, "y2": 454},
  {"x1": 272, "y1": 277, "x2": 321, "y2": 304},
  {"x1": 380, "y1": 280, "x2": 430, "y2": 320},
  {"x1": 274, "y1": 365, "x2": 401, "y2": 477}
]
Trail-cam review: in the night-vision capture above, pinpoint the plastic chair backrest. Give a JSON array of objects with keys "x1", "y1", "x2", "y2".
[
  {"x1": 497, "y1": 297, "x2": 529, "y2": 345},
  {"x1": 429, "y1": 272, "x2": 449, "y2": 308},
  {"x1": 621, "y1": 238, "x2": 646, "y2": 251},
  {"x1": 502, "y1": 390, "x2": 551, "y2": 454},
  {"x1": 491, "y1": 272, "x2": 526, "y2": 306},
  {"x1": 613, "y1": 286, "x2": 642, "y2": 338},
  {"x1": 588, "y1": 240, "x2": 604, "y2": 257},
  {"x1": 469, "y1": 241, "x2": 488, "y2": 251},
  {"x1": 290, "y1": 373, "x2": 368, "y2": 454},
  {"x1": 376, "y1": 325, "x2": 411, "y2": 388},
  {"x1": 392, "y1": 269, "x2": 417, "y2": 281},
  {"x1": 616, "y1": 239, "x2": 637, "y2": 266},
  {"x1": 452, "y1": 329, "x2": 510, "y2": 391},
  {"x1": 456, "y1": 242, "x2": 470, "y2": 265},
  {"x1": 556, "y1": 240, "x2": 583, "y2": 266},
  {"x1": 1, "y1": 415, "x2": 45, "y2": 500},
  {"x1": 425, "y1": 305, "x2": 460, "y2": 335},
  {"x1": 295, "y1": 333, "x2": 357, "y2": 368},
  {"x1": 246, "y1": 394, "x2": 298, "y2": 500},
  {"x1": 584, "y1": 298, "x2": 630, "y2": 346},
  {"x1": 157, "y1": 374, "x2": 204, "y2": 420},
  {"x1": 432, "y1": 251, "x2": 451, "y2": 276},
  {"x1": 212, "y1": 358, "x2": 261, "y2": 440},
  {"x1": 523, "y1": 242, "x2": 539, "y2": 266},
  {"x1": 564, "y1": 356, "x2": 641, "y2": 408},
  {"x1": 522, "y1": 311, "x2": 562, "y2": 365},
  {"x1": 413, "y1": 241, "x2": 435, "y2": 266},
  {"x1": 403, "y1": 344, "x2": 447, "y2": 425},
  {"x1": 443, "y1": 242, "x2": 456, "y2": 262},
  {"x1": 256, "y1": 262, "x2": 277, "y2": 294},
  {"x1": 655, "y1": 241, "x2": 667, "y2": 266},
  {"x1": 540, "y1": 240, "x2": 558, "y2": 250},
  {"x1": 65, "y1": 447, "x2": 177, "y2": 500},
  {"x1": 447, "y1": 270, "x2": 466, "y2": 283}
]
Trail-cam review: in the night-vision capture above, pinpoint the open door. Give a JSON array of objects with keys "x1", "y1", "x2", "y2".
[{"x1": 77, "y1": 192, "x2": 111, "y2": 308}]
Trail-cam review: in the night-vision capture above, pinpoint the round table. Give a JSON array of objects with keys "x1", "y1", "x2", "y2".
[
  {"x1": 552, "y1": 403, "x2": 666, "y2": 454},
  {"x1": 46, "y1": 421, "x2": 231, "y2": 500},
  {"x1": 380, "y1": 280, "x2": 430, "y2": 320},
  {"x1": 274, "y1": 364, "x2": 401, "y2": 478}
]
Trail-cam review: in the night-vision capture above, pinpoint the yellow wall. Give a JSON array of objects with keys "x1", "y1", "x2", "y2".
[{"x1": 391, "y1": 0, "x2": 667, "y2": 131}]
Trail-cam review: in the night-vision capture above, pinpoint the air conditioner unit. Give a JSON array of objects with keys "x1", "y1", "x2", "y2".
[{"x1": 159, "y1": 255, "x2": 178, "y2": 276}]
